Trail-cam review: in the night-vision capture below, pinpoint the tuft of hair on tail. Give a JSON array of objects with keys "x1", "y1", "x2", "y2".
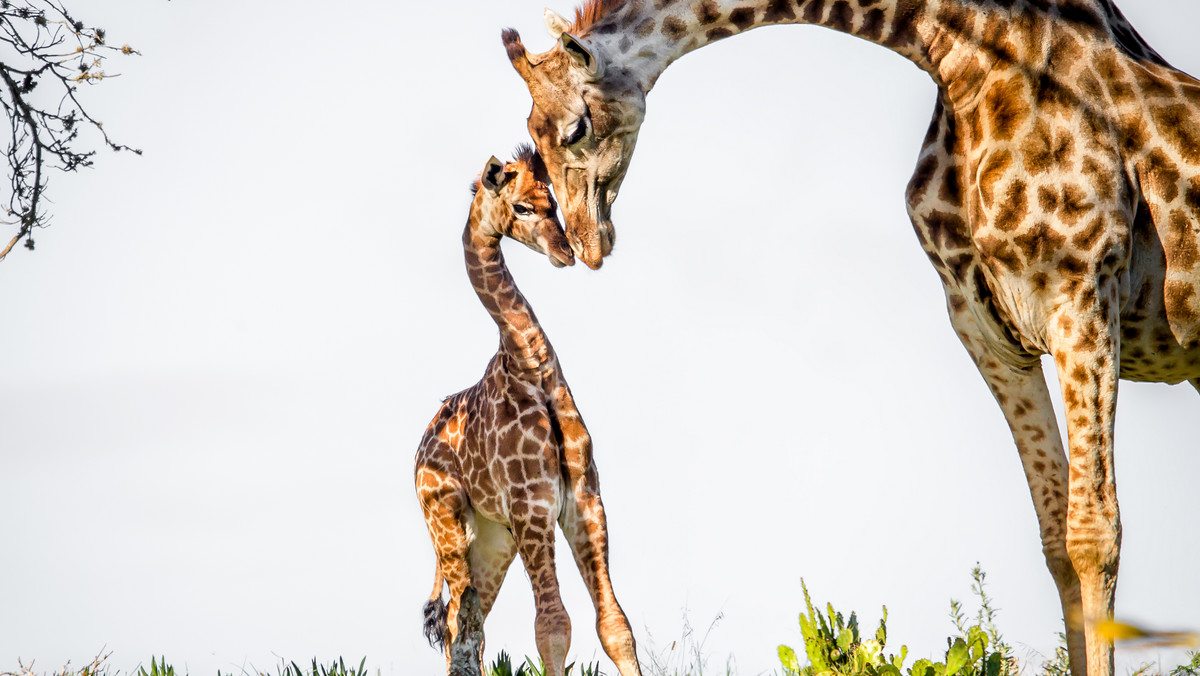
[{"x1": 423, "y1": 595, "x2": 448, "y2": 650}]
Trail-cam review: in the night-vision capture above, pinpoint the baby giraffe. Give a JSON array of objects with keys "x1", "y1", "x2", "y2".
[{"x1": 416, "y1": 147, "x2": 642, "y2": 676}]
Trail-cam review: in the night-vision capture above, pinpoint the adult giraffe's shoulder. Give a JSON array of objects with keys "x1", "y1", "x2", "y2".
[{"x1": 499, "y1": 2, "x2": 1200, "y2": 676}]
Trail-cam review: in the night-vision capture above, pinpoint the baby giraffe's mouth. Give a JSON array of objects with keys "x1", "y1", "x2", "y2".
[{"x1": 547, "y1": 240, "x2": 575, "y2": 268}]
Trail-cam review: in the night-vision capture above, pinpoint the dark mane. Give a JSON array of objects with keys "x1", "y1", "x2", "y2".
[
  {"x1": 511, "y1": 143, "x2": 549, "y2": 184},
  {"x1": 512, "y1": 143, "x2": 538, "y2": 167},
  {"x1": 570, "y1": 0, "x2": 626, "y2": 36}
]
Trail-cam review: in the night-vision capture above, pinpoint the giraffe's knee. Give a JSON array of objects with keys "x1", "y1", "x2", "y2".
[
  {"x1": 1042, "y1": 545, "x2": 1080, "y2": 589},
  {"x1": 1065, "y1": 522, "x2": 1121, "y2": 577},
  {"x1": 597, "y1": 608, "x2": 637, "y2": 655},
  {"x1": 535, "y1": 600, "x2": 571, "y2": 636}
]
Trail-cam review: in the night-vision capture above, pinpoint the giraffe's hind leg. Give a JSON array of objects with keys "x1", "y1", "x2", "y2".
[
  {"x1": 448, "y1": 586, "x2": 485, "y2": 676},
  {"x1": 468, "y1": 515, "x2": 518, "y2": 618},
  {"x1": 416, "y1": 461, "x2": 475, "y2": 658}
]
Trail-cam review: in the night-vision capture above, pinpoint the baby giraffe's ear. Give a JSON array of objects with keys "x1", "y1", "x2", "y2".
[
  {"x1": 480, "y1": 156, "x2": 510, "y2": 193},
  {"x1": 544, "y1": 8, "x2": 572, "y2": 39}
]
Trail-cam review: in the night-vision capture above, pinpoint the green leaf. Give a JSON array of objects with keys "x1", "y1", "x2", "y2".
[
  {"x1": 910, "y1": 658, "x2": 934, "y2": 676},
  {"x1": 779, "y1": 645, "x2": 801, "y2": 673},
  {"x1": 985, "y1": 652, "x2": 1004, "y2": 676},
  {"x1": 894, "y1": 645, "x2": 909, "y2": 670},
  {"x1": 945, "y1": 638, "x2": 970, "y2": 676},
  {"x1": 877, "y1": 606, "x2": 889, "y2": 647},
  {"x1": 838, "y1": 627, "x2": 855, "y2": 651}
]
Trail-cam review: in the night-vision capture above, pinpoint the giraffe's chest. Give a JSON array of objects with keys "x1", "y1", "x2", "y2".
[{"x1": 458, "y1": 378, "x2": 565, "y2": 526}]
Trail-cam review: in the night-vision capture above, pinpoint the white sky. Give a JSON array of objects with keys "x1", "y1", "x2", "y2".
[{"x1": 2, "y1": 2, "x2": 1198, "y2": 675}]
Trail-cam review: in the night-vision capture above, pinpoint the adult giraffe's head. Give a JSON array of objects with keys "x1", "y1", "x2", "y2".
[{"x1": 502, "y1": 4, "x2": 647, "y2": 269}]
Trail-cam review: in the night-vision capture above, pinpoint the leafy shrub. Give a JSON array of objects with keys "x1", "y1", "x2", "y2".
[{"x1": 778, "y1": 573, "x2": 1015, "y2": 676}]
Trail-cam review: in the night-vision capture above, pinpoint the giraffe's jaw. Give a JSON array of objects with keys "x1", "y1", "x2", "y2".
[{"x1": 561, "y1": 176, "x2": 615, "y2": 270}]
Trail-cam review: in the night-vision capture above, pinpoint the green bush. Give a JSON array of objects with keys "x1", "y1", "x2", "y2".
[{"x1": 779, "y1": 572, "x2": 1016, "y2": 676}]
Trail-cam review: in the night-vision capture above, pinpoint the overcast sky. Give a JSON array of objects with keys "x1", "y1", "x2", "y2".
[{"x1": 2, "y1": 2, "x2": 1198, "y2": 675}]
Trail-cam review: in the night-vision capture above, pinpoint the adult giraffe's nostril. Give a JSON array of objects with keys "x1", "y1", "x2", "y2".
[{"x1": 599, "y1": 221, "x2": 615, "y2": 256}]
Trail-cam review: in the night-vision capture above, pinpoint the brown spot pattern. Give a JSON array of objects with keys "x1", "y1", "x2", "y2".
[{"x1": 661, "y1": 15, "x2": 686, "y2": 40}]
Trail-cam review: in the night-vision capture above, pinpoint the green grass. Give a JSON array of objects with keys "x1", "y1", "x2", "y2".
[
  {"x1": 485, "y1": 651, "x2": 603, "y2": 676},
  {"x1": 5, "y1": 570, "x2": 1197, "y2": 676},
  {"x1": 1, "y1": 656, "x2": 371, "y2": 676}
]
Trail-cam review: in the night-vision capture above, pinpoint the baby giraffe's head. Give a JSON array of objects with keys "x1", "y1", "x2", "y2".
[{"x1": 473, "y1": 145, "x2": 574, "y2": 268}]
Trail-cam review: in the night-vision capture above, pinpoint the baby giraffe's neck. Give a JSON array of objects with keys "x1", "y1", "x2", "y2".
[{"x1": 464, "y1": 201, "x2": 552, "y2": 374}]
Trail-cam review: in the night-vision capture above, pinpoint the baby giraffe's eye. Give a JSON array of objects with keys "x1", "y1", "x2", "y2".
[{"x1": 513, "y1": 204, "x2": 532, "y2": 216}]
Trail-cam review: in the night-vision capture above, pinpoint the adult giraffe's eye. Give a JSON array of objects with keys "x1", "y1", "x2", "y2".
[
  {"x1": 513, "y1": 204, "x2": 532, "y2": 216},
  {"x1": 563, "y1": 113, "x2": 590, "y2": 146}
]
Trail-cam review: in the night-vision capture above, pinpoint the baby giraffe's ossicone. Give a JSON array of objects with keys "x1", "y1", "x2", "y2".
[{"x1": 416, "y1": 148, "x2": 641, "y2": 676}]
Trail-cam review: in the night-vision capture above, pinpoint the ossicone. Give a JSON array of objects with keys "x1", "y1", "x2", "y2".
[{"x1": 501, "y1": 28, "x2": 533, "y2": 79}]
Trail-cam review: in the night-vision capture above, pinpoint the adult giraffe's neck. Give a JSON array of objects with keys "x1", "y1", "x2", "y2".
[
  {"x1": 463, "y1": 211, "x2": 552, "y2": 373},
  {"x1": 582, "y1": 0, "x2": 1009, "y2": 103}
]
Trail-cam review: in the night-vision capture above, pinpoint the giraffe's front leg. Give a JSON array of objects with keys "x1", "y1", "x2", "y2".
[
  {"x1": 1046, "y1": 297, "x2": 1122, "y2": 676},
  {"x1": 548, "y1": 382, "x2": 642, "y2": 675},
  {"x1": 937, "y1": 285, "x2": 1086, "y2": 674},
  {"x1": 511, "y1": 485, "x2": 571, "y2": 676},
  {"x1": 975, "y1": 358, "x2": 1085, "y2": 670},
  {"x1": 558, "y1": 484, "x2": 642, "y2": 676}
]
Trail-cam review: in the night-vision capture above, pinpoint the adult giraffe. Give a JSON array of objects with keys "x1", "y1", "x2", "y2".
[{"x1": 499, "y1": 2, "x2": 1200, "y2": 675}]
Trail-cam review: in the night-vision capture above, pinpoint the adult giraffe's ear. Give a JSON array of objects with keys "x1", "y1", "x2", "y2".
[
  {"x1": 501, "y1": 28, "x2": 533, "y2": 82},
  {"x1": 480, "y1": 156, "x2": 510, "y2": 193},
  {"x1": 544, "y1": 8, "x2": 571, "y2": 39},
  {"x1": 561, "y1": 33, "x2": 603, "y2": 78}
]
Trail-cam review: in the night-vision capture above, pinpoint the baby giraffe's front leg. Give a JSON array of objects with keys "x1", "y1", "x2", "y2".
[
  {"x1": 551, "y1": 384, "x2": 642, "y2": 676},
  {"x1": 510, "y1": 481, "x2": 571, "y2": 676}
]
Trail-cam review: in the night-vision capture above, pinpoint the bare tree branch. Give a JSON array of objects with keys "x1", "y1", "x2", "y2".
[{"x1": 0, "y1": 0, "x2": 141, "y2": 260}]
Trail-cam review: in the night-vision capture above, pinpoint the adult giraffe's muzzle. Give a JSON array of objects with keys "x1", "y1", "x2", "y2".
[{"x1": 561, "y1": 167, "x2": 614, "y2": 270}]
